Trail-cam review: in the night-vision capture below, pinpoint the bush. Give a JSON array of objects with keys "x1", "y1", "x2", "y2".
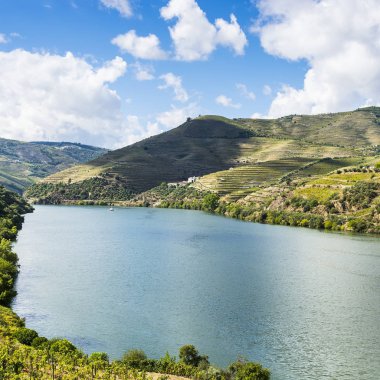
[
  {"x1": 343, "y1": 182, "x2": 379, "y2": 210},
  {"x1": 122, "y1": 349, "x2": 148, "y2": 368},
  {"x1": 14, "y1": 327, "x2": 38, "y2": 345},
  {"x1": 49, "y1": 339, "x2": 78, "y2": 355},
  {"x1": 229, "y1": 359, "x2": 270, "y2": 380},
  {"x1": 31, "y1": 336, "x2": 49, "y2": 348},
  {"x1": 89, "y1": 352, "x2": 109, "y2": 363},
  {"x1": 179, "y1": 344, "x2": 209, "y2": 368},
  {"x1": 202, "y1": 193, "x2": 220, "y2": 212}
]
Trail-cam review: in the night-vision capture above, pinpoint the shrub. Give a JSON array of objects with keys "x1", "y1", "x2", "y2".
[
  {"x1": 228, "y1": 359, "x2": 270, "y2": 380},
  {"x1": 179, "y1": 344, "x2": 209, "y2": 368},
  {"x1": 89, "y1": 352, "x2": 109, "y2": 363},
  {"x1": 31, "y1": 336, "x2": 49, "y2": 348},
  {"x1": 202, "y1": 193, "x2": 220, "y2": 212},
  {"x1": 122, "y1": 349, "x2": 148, "y2": 368},
  {"x1": 14, "y1": 327, "x2": 38, "y2": 345},
  {"x1": 50, "y1": 339, "x2": 78, "y2": 355}
]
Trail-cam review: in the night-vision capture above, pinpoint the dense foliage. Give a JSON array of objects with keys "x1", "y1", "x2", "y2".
[
  {"x1": 25, "y1": 177, "x2": 135, "y2": 204},
  {"x1": 342, "y1": 182, "x2": 380, "y2": 210},
  {"x1": 0, "y1": 186, "x2": 32, "y2": 305}
]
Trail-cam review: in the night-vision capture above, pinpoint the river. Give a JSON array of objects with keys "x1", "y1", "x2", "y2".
[{"x1": 13, "y1": 205, "x2": 380, "y2": 379}]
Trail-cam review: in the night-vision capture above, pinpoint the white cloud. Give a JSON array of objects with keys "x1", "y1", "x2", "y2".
[
  {"x1": 251, "y1": 112, "x2": 263, "y2": 119},
  {"x1": 160, "y1": 0, "x2": 247, "y2": 61},
  {"x1": 0, "y1": 49, "x2": 141, "y2": 148},
  {"x1": 133, "y1": 63, "x2": 155, "y2": 81},
  {"x1": 236, "y1": 83, "x2": 256, "y2": 101},
  {"x1": 156, "y1": 103, "x2": 198, "y2": 129},
  {"x1": 215, "y1": 95, "x2": 241, "y2": 109},
  {"x1": 263, "y1": 84, "x2": 272, "y2": 96},
  {"x1": 215, "y1": 14, "x2": 248, "y2": 55},
  {"x1": 100, "y1": 0, "x2": 132, "y2": 18},
  {"x1": 119, "y1": 116, "x2": 163, "y2": 146},
  {"x1": 159, "y1": 73, "x2": 189, "y2": 102},
  {"x1": 0, "y1": 33, "x2": 21, "y2": 44},
  {"x1": 0, "y1": 34, "x2": 7, "y2": 44},
  {"x1": 112, "y1": 30, "x2": 167, "y2": 60},
  {"x1": 253, "y1": 0, "x2": 380, "y2": 117}
]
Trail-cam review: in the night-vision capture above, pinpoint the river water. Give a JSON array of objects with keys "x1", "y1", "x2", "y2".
[{"x1": 13, "y1": 205, "x2": 380, "y2": 379}]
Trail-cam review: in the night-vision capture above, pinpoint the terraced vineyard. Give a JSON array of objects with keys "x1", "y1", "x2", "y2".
[
  {"x1": 195, "y1": 158, "x2": 314, "y2": 200},
  {"x1": 194, "y1": 157, "x2": 373, "y2": 201},
  {"x1": 291, "y1": 157, "x2": 366, "y2": 178}
]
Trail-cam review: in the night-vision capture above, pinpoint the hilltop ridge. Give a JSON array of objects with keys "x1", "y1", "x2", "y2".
[{"x1": 32, "y1": 107, "x2": 380, "y2": 193}]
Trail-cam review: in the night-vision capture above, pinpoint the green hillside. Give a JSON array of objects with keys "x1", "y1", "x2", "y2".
[
  {"x1": 127, "y1": 160, "x2": 380, "y2": 234},
  {"x1": 0, "y1": 138, "x2": 107, "y2": 193},
  {"x1": 28, "y1": 107, "x2": 379, "y2": 194},
  {"x1": 25, "y1": 107, "x2": 380, "y2": 233}
]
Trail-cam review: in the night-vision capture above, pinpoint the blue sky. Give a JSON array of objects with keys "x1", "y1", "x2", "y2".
[{"x1": 0, "y1": 0, "x2": 378, "y2": 148}]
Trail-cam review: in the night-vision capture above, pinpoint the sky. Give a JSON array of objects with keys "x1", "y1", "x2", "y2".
[{"x1": 0, "y1": 0, "x2": 379, "y2": 148}]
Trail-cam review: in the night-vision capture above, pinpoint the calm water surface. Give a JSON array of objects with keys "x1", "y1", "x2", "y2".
[{"x1": 13, "y1": 206, "x2": 380, "y2": 379}]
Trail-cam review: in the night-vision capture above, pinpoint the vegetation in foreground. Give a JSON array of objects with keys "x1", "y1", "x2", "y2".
[
  {"x1": 0, "y1": 185, "x2": 270, "y2": 379},
  {"x1": 0, "y1": 313, "x2": 270, "y2": 380},
  {"x1": 0, "y1": 187, "x2": 33, "y2": 305}
]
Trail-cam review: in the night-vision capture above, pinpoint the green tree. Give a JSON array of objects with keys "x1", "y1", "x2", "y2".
[
  {"x1": 122, "y1": 349, "x2": 147, "y2": 368},
  {"x1": 179, "y1": 345, "x2": 209, "y2": 368},
  {"x1": 229, "y1": 359, "x2": 270, "y2": 380},
  {"x1": 49, "y1": 339, "x2": 78, "y2": 355},
  {"x1": 14, "y1": 327, "x2": 38, "y2": 345},
  {"x1": 202, "y1": 193, "x2": 220, "y2": 212}
]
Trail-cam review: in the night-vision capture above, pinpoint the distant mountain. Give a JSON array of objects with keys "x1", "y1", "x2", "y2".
[{"x1": 0, "y1": 138, "x2": 107, "y2": 193}]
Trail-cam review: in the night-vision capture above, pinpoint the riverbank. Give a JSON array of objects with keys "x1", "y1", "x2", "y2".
[{"x1": 27, "y1": 179, "x2": 380, "y2": 235}]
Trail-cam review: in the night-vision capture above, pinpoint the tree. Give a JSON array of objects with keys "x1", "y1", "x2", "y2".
[
  {"x1": 228, "y1": 359, "x2": 270, "y2": 380},
  {"x1": 179, "y1": 345, "x2": 209, "y2": 368},
  {"x1": 31, "y1": 336, "x2": 49, "y2": 348},
  {"x1": 122, "y1": 349, "x2": 147, "y2": 368},
  {"x1": 14, "y1": 328, "x2": 38, "y2": 346},
  {"x1": 202, "y1": 193, "x2": 219, "y2": 212},
  {"x1": 89, "y1": 352, "x2": 109, "y2": 363},
  {"x1": 49, "y1": 339, "x2": 78, "y2": 355}
]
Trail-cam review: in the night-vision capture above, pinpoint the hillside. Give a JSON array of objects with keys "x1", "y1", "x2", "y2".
[
  {"x1": 0, "y1": 138, "x2": 107, "y2": 193},
  {"x1": 25, "y1": 107, "x2": 380, "y2": 233},
  {"x1": 130, "y1": 160, "x2": 380, "y2": 234},
  {"x1": 27, "y1": 107, "x2": 379, "y2": 196}
]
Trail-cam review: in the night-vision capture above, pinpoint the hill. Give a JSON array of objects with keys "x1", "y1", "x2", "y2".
[
  {"x1": 25, "y1": 107, "x2": 380, "y2": 233},
  {"x1": 0, "y1": 138, "x2": 107, "y2": 193},
  {"x1": 28, "y1": 107, "x2": 379, "y2": 193}
]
